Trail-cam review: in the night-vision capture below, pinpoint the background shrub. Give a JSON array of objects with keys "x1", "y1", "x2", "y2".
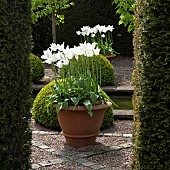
[
  {"x1": 132, "y1": 0, "x2": 170, "y2": 169},
  {"x1": 30, "y1": 53, "x2": 44, "y2": 83},
  {"x1": 32, "y1": 0, "x2": 133, "y2": 57},
  {"x1": 32, "y1": 80, "x2": 114, "y2": 130},
  {"x1": 61, "y1": 54, "x2": 115, "y2": 86},
  {"x1": 0, "y1": 0, "x2": 32, "y2": 169}
]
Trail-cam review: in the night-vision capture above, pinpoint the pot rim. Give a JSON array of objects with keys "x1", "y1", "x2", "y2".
[{"x1": 54, "y1": 101, "x2": 112, "y2": 111}]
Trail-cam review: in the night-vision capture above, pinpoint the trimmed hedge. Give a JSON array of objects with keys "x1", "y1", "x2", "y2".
[
  {"x1": 30, "y1": 53, "x2": 44, "y2": 83},
  {"x1": 61, "y1": 54, "x2": 115, "y2": 86},
  {"x1": 132, "y1": 0, "x2": 170, "y2": 169},
  {"x1": 32, "y1": 80, "x2": 114, "y2": 130},
  {"x1": 0, "y1": 0, "x2": 32, "y2": 169},
  {"x1": 32, "y1": 0, "x2": 133, "y2": 57}
]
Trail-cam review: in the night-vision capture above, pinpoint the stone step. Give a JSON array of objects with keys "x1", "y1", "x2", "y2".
[
  {"x1": 113, "y1": 110, "x2": 133, "y2": 119},
  {"x1": 102, "y1": 86, "x2": 134, "y2": 93}
]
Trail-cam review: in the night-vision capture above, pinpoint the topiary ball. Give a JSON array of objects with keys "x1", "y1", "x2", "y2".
[
  {"x1": 32, "y1": 80, "x2": 114, "y2": 130},
  {"x1": 32, "y1": 80, "x2": 61, "y2": 130},
  {"x1": 60, "y1": 54, "x2": 115, "y2": 86},
  {"x1": 30, "y1": 53, "x2": 44, "y2": 83}
]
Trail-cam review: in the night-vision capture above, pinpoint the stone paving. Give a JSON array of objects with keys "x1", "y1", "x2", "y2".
[{"x1": 32, "y1": 130, "x2": 132, "y2": 169}]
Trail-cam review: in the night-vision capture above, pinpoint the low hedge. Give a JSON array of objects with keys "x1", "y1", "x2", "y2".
[{"x1": 32, "y1": 80, "x2": 114, "y2": 130}]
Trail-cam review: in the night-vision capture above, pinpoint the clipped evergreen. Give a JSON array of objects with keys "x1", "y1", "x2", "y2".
[
  {"x1": 61, "y1": 54, "x2": 115, "y2": 86},
  {"x1": 0, "y1": 0, "x2": 32, "y2": 169},
  {"x1": 32, "y1": 0, "x2": 133, "y2": 57},
  {"x1": 32, "y1": 80, "x2": 114, "y2": 130},
  {"x1": 32, "y1": 81, "x2": 61, "y2": 130},
  {"x1": 132, "y1": 0, "x2": 170, "y2": 169},
  {"x1": 30, "y1": 53, "x2": 44, "y2": 83}
]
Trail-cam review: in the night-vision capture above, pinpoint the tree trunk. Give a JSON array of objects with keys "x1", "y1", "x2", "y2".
[{"x1": 52, "y1": 6, "x2": 56, "y2": 43}]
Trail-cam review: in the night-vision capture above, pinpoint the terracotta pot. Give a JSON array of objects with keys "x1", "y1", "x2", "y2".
[{"x1": 57, "y1": 102, "x2": 112, "y2": 148}]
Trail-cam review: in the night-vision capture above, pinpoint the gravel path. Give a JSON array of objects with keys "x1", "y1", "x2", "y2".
[{"x1": 31, "y1": 119, "x2": 133, "y2": 170}]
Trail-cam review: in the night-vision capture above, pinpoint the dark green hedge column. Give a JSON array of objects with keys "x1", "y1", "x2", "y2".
[
  {"x1": 0, "y1": 0, "x2": 32, "y2": 169},
  {"x1": 132, "y1": 0, "x2": 170, "y2": 169}
]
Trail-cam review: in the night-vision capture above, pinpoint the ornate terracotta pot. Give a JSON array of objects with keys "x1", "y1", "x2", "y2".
[{"x1": 57, "y1": 102, "x2": 112, "y2": 148}]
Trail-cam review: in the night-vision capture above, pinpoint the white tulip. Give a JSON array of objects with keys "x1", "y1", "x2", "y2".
[
  {"x1": 63, "y1": 47, "x2": 74, "y2": 60},
  {"x1": 60, "y1": 58, "x2": 69, "y2": 66},
  {"x1": 76, "y1": 31, "x2": 81, "y2": 35},
  {"x1": 93, "y1": 47, "x2": 100, "y2": 55},
  {"x1": 54, "y1": 52, "x2": 63, "y2": 60},
  {"x1": 41, "y1": 48, "x2": 52, "y2": 60},
  {"x1": 91, "y1": 33, "x2": 96, "y2": 37},
  {"x1": 92, "y1": 27, "x2": 98, "y2": 34},
  {"x1": 101, "y1": 34, "x2": 105, "y2": 38},
  {"x1": 86, "y1": 50, "x2": 94, "y2": 57},
  {"x1": 51, "y1": 54, "x2": 59, "y2": 62},
  {"x1": 102, "y1": 26, "x2": 108, "y2": 33},
  {"x1": 41, "y1": 54, "x2": 48, "y2": 60},
  {"x1": 44, "y1": 58, "x2": 53, "y2": 64},
  {"x1": 74, "y1": 55, "x2": 79, "y2": 60},
  {"x1": 56, "y1": 42, "x2": 65, "y2": 52},
  {"x1": 91, "y1": 42, "x2": 97, "y2": 48},
  {"x1": 55, "y1": 61, "x2": 63, "y2": 68},
  {"x1": 96, "y1": 25, "x2": 103, "y2": 33},
  {"x1": 107, "y1": 25, "x2": 114, "y2": 32},
  {"x1": 94, "y1": 24, "x2": 100, "y2": 32},
  {"x1": 81, "y1": 32, "x2": 86, "y2": 36},
  {"x1": 50, "y1": 43, "x2": 58, "y2": 51},
  {"x1": 72, "y1": 46, "x2": 84, "y2": 56},
  {"x1": 81, "y1": 26, "x2": 91, "y2": 36}
]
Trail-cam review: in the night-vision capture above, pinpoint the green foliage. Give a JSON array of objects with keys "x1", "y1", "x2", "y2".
[
  {"x1": 61, "y1": 54, "x2": 115, "y2": 86},
  {"x1": 30, "y1": 53, "x2": 44, "y2": 83},
  {"x1": 32, "y1": 81, "x2": 61, "y2": 130},
  {"x1": 31, "y1": 0, "x2": 74, "y2": 24},
  {"x1": 49, "y1": 74, "x2": 110, "y2": 117},
  {"x1": 132, "y1": 0, "x2": 170, "y2": 169},
  {"x1": 112, "y1": 0, "x2": 134, "y2": 32},
  {"x1": 76, "y1": 25, "x2": 117, "y2": 56},
  {"x1": 0, "y1": 0, "x2": 32, "y2": 169},
  {"x1": 32, "y1": 80, "x2": 114, "y2": 130}
]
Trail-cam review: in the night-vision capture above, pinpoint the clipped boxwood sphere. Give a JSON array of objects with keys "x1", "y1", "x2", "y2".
[
  {"x1": 32, "y1": 80, "x2": 114, "y2": 130},
  {"x1": 30, "y1": 53, "x2": 44, "y2": 83},
  {"x1": 60, "y1": 54, "x2": 114, "y2": 86},
  {"x1": 32, "y1": 80, "x2": 61, "y2": 130}
]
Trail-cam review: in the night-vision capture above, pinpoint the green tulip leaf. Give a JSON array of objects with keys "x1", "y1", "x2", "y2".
[
  {"x1": 63, "y1": 99, "x2": 69, "y2": 110},
  {"x1": 71, "y1": 96, "x2": 81, "y2": 106},
  {"x1": 90, "y1": 92, "x2": 98, "y2": 105},
  {"x1": 83, "y1": 100, "x2": 93, "y2": 117},
  {"x1": 55, "y1": 102, "x2": 63, "y2": 114}
]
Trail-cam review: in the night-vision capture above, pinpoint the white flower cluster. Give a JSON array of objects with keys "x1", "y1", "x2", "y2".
[
  {"x1": 41, "y1": 42, "x2": 100, "y2": 68},
  {"x1": 76, "y1": 24, "x2": 114, "y2": 37}
]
